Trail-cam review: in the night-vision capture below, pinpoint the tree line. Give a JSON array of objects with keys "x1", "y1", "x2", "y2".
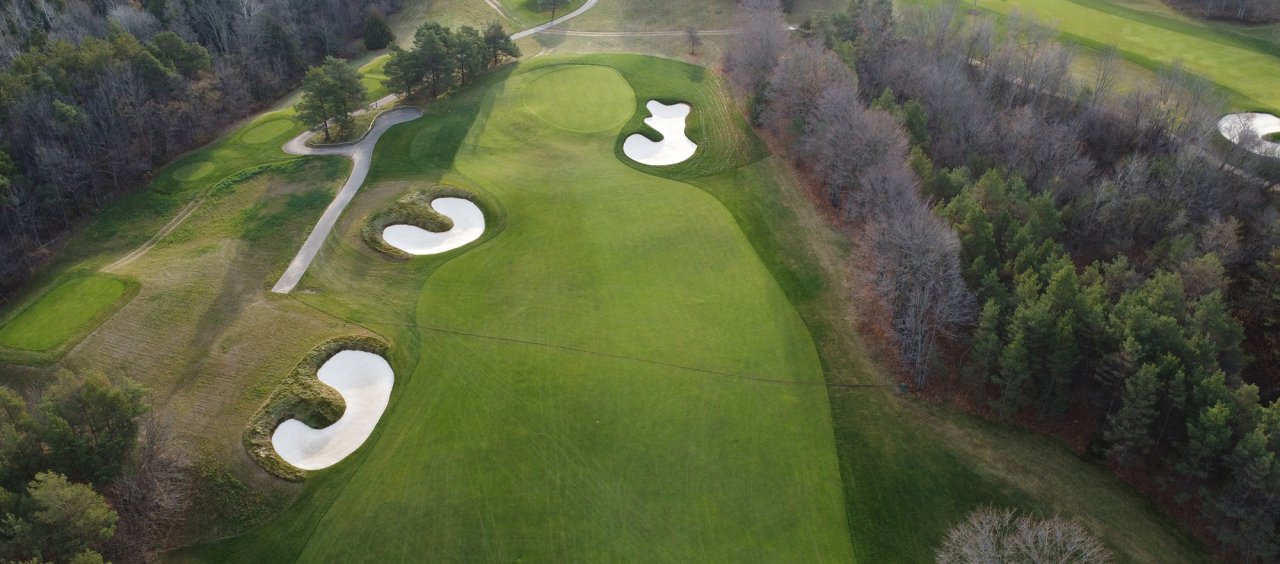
[
  {"x1": 726, "y1": 0, "x2": 1279, "y2": 559},
  {"x1": 293, "y1": 20, "x2": 519, "y2": 144},
  {"x1": 383, "y1": 21, "x2": 519, "y2": 99},
  {"x1": 0, "y1": 0, "x2": 404, "y2": 299},
  {"x1": 0, "y1": 372, "x2": 184, "y2": 563}
]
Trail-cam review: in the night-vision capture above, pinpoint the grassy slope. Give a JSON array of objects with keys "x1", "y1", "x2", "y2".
[
  {"x1": 63, "y1": 158, "x2": 380, "y2": 539},
  {"x1": 517, "y1": 0, "x2": 844, "y2": 72},
  {"x1": 902, "y1": 0, "x2": 1280, "y2": 113},
  {"x1": 500, "y1": 0, "x2": 589, "y2": 27},
  {"x1": 186, "y1": 55, "x2": 855, "y2": 562},
  {"x1": 0, "y1": 95, "x2": 371, "y2": 542},
  {"x1": 359, "y1": 57, "x2": 390, "y2": 103},
  {"x1": 0, "y1": 110, "x2": 306, "y2": 364}
]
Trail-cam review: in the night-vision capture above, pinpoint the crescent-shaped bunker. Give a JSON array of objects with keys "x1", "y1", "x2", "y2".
[
  {"x1": 1218, "y1": 112, "x2": 1280, "y2": 158},
  {"x1": 271, "y1": 350, "x2": 395, "y2": 470},
  {"x1": 381, "y1": 197, "x2": 486, "y2": 255}
]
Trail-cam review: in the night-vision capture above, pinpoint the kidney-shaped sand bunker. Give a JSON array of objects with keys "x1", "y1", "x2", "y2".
[
  {"x1": 382, "y1": 197, "x2": 486, "y2": 255},
  {"x1": 272, "y1": 350, "x2": 395, "y2": 470}
]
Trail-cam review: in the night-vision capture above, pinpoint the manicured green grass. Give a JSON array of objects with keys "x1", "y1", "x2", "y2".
[
  {"x1": 359, "y1": 56, "x2": 390, "y2": 103},
  {"x1": 189, "y1": 54, "x2": 855, "y2": 562},
  {"x1": 172, "y1": 161, "x2": 216, "y2": 182},
  {"x1": 522, "y1": 65, "x2": 636, "y2": 131},
  {"x1": 241, "y1": 119, "x2": 296, "y2": 144},
  {"x1": 906, "y1": 0, "x2": 1280, "y2": 112},
  {"x1": 0, "y1": 273, "x2": 132, "y2": 352}
]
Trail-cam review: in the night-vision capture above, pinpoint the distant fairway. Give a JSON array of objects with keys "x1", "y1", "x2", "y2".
[
  {"x1": 197, "y1": 55, "x2": 855, "y2": 562},
  {"x1": 922, "y1": 0, "x2": 1280, "y2": 112},
  {"x1": 0, "y1": 273, "x2": 130, "y2": 352},
  {"x1": 359, "y1": 56, "x2": 391, "y2": 104}
]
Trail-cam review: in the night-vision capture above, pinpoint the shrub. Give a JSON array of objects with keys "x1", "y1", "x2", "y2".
[
  {"x1": 363, "y1": 11, "x2": 396, "y2": 51},
  {"x1": 937, "y1": 507, "x2": 1111, "y2": 563}
]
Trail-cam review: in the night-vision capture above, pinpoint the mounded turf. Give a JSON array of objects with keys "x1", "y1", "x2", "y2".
[
  {"x1": 522, "y1": 65, "x2": 636, "y2": 132},
  {"x1": 359, "y1": 56, "x2": 391, "y2": 104},
  {"x1": 919, "y1": 0, "x2": 1280, "y2": 112},
  {"x1": 195, "y1": 55, "x2": 855, "y2": 562},
  {"x1": 242, "y1": 119, "x2": 296, "y2": 144},
  {"x1": 172, "y1": 161, "x2": 216, "y2": 182},
  {"x1": 0, "y1": 273, "x2": 131, "y2": 352}
]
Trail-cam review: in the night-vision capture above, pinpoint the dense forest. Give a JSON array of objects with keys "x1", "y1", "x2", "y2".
[
  {"x1": 728, "y1": 0, "x2": 1279, "y2": 560},
  {"x1": 0, "y1": 0, "x2": 404, "y2": 298},
  {"x1": 0, "y1": 371, "x2": 173, "y2": 562}
]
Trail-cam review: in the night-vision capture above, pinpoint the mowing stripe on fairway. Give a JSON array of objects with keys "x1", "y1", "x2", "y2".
[{"x1": 200, "y1": 54, "x2": 855, "y2": 562}]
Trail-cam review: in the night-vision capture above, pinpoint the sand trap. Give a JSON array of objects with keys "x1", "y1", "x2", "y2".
[
  {"x1": 271, "y1": 351, "x2": 394, "y2": 470},
  {"x1": 1218, "y1": 113, "x2": 1280, "y2": 158},
  {"x1": 382, "y1": 197, "x2": 486, "y2": 255},
  {"x1": 623, "y1": 101, "x2": 697, "y2": 166}
]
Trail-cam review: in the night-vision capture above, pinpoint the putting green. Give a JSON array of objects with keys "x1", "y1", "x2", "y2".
[
  {"x1": 172, "y1": 161, "x2": 215, "y2": 182},
  {"x1": 0, "y1": 273, "x2": 128, "y2": 352},
  {"x1": 201, "y1": 55, "x2": 853, "y2": 562},
  {"x1": 522, "y1": 65, "x2": 636, "y2": 132},
  {"x1": 242, "y1": 119, "x2": 294, "y2": 144}
]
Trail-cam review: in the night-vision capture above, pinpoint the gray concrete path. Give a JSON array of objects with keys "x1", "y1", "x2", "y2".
[
  {"x1": 511, "y1": 0, "x2": 600, "y2": 40},
  {"x1": 270, "y1": 107, "x2": 423, "y2": 293}
]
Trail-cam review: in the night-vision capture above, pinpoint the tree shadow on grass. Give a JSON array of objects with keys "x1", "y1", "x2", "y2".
[
  {"x1": 532, "y1": 31, "x2": 566, "y2": 51},
  {"x1": 366, "y1": 65, "x2": 517, "y2": 185}
]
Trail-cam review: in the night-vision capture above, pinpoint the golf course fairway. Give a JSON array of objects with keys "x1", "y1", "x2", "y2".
[{"x1": 193, "y1": 56, "x2": 855, "y2": 562}]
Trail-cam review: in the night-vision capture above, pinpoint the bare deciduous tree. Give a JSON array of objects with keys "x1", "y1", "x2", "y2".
[
  {"x1": 762, "y1": 41, "x2": 854, "y2": 137},
  {"x1": 937, "y1": 507, "x2": 1112, "y2": 564},
  {"x1": 104, "y1": 415, "x2": 194, "y2": 561},
  {"x1": 723, "y1": 0, "x2": 788, "y2": 96},
  {"x1": 860, "y1": 200, "x2": 975, "y2": 388}
]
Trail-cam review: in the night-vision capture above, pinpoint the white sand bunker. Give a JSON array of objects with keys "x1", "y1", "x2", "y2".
[
  {"x1": 382, "y1": 197, "x2": 485, "y2": 255},
  {"x1": 271, "y1": 351, "x2": 394, "y2": 470},
  {"x1": 1218, "y1": 113, "x2": 1280, "y2": 158},
  {"x1": 623, "y1": 101, "x2": 697, "y2": 166}
]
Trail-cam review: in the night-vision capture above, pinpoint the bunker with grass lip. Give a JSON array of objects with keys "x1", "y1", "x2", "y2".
[
  {"x1": 271, "y1": 350, "x2": 394, "y2": 470},
  {"x1": 1218, "y1": 113, "x2": 1280, "y2": 158},
  {"x1": 382, "y1": 197, "x2": 486, "y2": 255},
  {"x1": 624, "y1": 100, "x2": 697, "y2": 166}
]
